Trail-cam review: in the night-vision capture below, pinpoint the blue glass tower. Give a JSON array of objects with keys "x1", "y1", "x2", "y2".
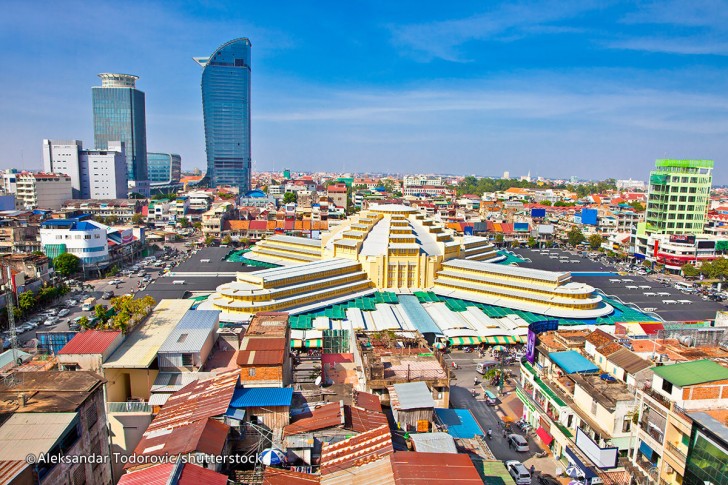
[
  {"x1": 194, "y1": 38, "x2": 252, "y2": 190},
  {"x1": 92, "y1": 73, "x2": 149, "y2": 195}
]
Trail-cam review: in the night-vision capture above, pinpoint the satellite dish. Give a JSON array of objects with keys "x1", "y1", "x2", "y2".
[{"x1": 315, "y1": 375, "x2": 322, "y2": 387}]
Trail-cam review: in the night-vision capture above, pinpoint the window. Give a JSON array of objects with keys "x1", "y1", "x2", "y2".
[
  {"x1": 591, "y1": 399, "x2": 598, "y2": 415},
  {"x1": 622, "y1": 416, "x2": 632, "y2": 433},
  {"x1": 248, "y1": 368, "x2": 256, "y2": 376},
  {"x1": 661, "y1": 378, "x2": 673, "y2": 394},
  {"x1": 181, "y1": 354, "x2": 193, "y2": 367}
]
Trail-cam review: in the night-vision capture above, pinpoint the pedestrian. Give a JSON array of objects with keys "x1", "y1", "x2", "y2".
[
  {"x1": 530, "y1": 464, "x2": 536, "y2": 476},
  {"x1": 502, "y1": 429, "x2": 507, "y2": 438}
]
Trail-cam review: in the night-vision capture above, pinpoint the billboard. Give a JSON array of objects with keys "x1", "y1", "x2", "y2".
[
  {"x1": 120, "y1": 228, "x2": 133, "y2": 244},
  {"x1": 531, "y1": 208, "x2": 547, "y2": 218},
  {"x1": 575, "y1": 428, "x2": 619, "y2": 469},
  {"x1": 514, "y1": 222, "x2": 529, "y2": 232},
  {"x1": 464, "y1": 225, "x2": 474, "y2": 236},
  {"x1": 670, "y1": 234, "x2": 696, "y2": 244},
  {"x1": 526, "y1": 320, "x2": 559, "y2": 364},
  {"x1": 697, "y1": 240, "x2": 715, "y2": 249},
  {"x1": 473, "y1": 222, "x2": 487, "y2": 233},
  {"x1": 538, "y1": 224, "x2": 554, "y2": 235},
  {"x1": 581, "y1": 208, "x2": 598, "y2": 226}
]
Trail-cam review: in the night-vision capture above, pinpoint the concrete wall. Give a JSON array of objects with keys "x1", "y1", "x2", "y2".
[
  {"x1": 104, "y1": 368, "x2": 159, "y2": 402},
  {"x1": 108, "y1": 411, "x2": 153, "y2": 481}
]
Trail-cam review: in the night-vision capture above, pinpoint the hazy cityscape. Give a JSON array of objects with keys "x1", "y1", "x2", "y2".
[{"x1": 0, "y1": 3, "x2": 727, "y2": 485}]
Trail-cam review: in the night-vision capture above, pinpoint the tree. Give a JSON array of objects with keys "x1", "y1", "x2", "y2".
[
  {"x1": 193, "y1": 221, "x2": 202, "y2": 230},
  {"x1": 128, "y1": 192, "x2": 145, "y2": 199},
  {"x1": 131, "y1": 213, "x2": 144, "y2": 225},
  {"x1": 628, "y1": 201, "x2": 645, "y2": 212},
  {"x1": 681, "y1": 263, "x2": 700, "y2": 279},
  {"x1": 53, "y1": 253, "x2": 81, "y2": 277},
  {"x1": 527, "y1": 237, "x2": 538, "y2": 248},
  {"x1": 494, "y1": 233, "x2": 504, "y2": 244},
  {"x1": 205, "y1": 235, "x2": 215, "y2": 246},
  {"x1": 588, "y1": 234, "x2": 603, "y2": 250},
  {"x1": 17, "y1": 291, "x2": 36, "y2": 314},
  {"x1": 567, "y1": 226, "x2": 585, "y2": 247},
  {"x1": 539, "y1": 200, "x2": 552, "y2": 206},
  {"x1": 94, "y1": 304, "x2": 110, "y2": 324},
  {"x1": 78, "y1": 316, "x2": 90, "y2": 329},
  {"x1": 240, "y1": 237, "x2": 251, "y2": 248},
  {"x1": 105, "y1": 265, "x2": 120, "y2": 278},
  {"x1": 221, "y1": 235, "x2": 233, "y2": 245},
  {"x1": 178, "y1": 218, "x2": 189, "y2": 228},
  {"x1": 283, "y1": 192, "x2": 297, "y2": 204}
]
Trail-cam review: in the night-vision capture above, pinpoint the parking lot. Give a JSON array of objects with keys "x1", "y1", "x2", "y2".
[
  {"x1": 513, "y1": 247, "x2": 726, "y2": 321},
  {"x1": 4, "y1": 247, "x2": 191, "y2": 346}
]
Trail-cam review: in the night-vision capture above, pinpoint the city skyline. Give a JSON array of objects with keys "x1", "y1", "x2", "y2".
[{"x1": 1, "y1": 1, "x2": 727, "y2": 182}]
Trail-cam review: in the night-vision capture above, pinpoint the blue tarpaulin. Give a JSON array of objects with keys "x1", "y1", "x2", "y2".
[
  {"x1": 434, "y1": 408, "x2": 484, "y2": 439},
  {"x1": 639, "y1": 440, "x2": 654, "y2": 461},
  {"x1": 550, "y1": 350, "x2": 600, "y2": 374}
]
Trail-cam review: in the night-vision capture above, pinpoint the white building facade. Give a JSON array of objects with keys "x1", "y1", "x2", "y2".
[
  {"x1": 15, "y1": 172, "x2": 72, "y2": 210},
  {"x1": 40, "y1": 219, "x2": 109, "y2": 264}
]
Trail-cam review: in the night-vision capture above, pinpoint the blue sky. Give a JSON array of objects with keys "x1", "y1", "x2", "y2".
[{"x1": 1, "y1": 0, "x2": 728, "y2": 182}]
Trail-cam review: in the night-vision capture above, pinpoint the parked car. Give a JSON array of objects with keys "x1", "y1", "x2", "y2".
[
  {"x1": 43, "y1": 319, "x2": 56, "y2": 327},
  {"x1": 507, "y1": 434, "x2": 529, "y2": 452},
  {"x1": 46, "y1": 308, "x2": 59, "y2": 316},
  {"x1": 505, "y1": 461, "x2": 531, "y2": 485},
  {"x1": 102, "y1": 291, "x2": 114, "y2": 299},
  {"x1": 58, "y1": 309, "x2": 70, "y2": 317},
  {"x1": 66, "y1": 299, "x2": 78, "y2": 307}
]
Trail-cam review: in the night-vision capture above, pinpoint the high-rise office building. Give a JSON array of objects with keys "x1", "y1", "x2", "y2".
[
  {"x1": 92, "y1": 73, "x2": 149, "y2": 196},
  {"x1": 147, "y1": 152, "x2": 182, "y2": 184},
  {"x1": 194, "y1": 38, "x2": 252, "y2": 191},
  {"x1": 645, "y1": 159, "x2": 713, "y2": 235},
  {"x1": 43, "y1": 139, "x2": 128, "y2": 199}
]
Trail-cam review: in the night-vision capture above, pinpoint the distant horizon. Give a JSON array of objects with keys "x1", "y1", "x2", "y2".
[{"x1": 1, "y1": 1, "x2": 726, "y2": 183}]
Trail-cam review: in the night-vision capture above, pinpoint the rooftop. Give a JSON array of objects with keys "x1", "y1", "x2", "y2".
[
  {"x1": 57, "y1": 330, "x2": 122, "y2": 355},
  {"x1": 391, "y1": 381, "x2": 435, "y2": 410},
  {"x1": 0, "y1": 371, "x2": 104, "y2": 413},
  {"x1": 606, "y1": 347, "x2": 652, "y2": 374},
  {"x1": 550, "y1": 350, "x2": 600, "y2": 374},
  {"x1": 158, "y1": 309, "x2": 219, "y2": 354},
  {"x1": 230, "y1": 387, "x2": 293, "y2": 408},
  {"x1": 570, "y1": 374, "x2": 636, "y2": 411},
  {"x1": 104, "y1": 299, "x2": 194, "y2": 369},
  {"x1": 652, "y1": 359, "x2": 728, "y2": 387},
  {"x1": 117, "y1": 463, "x2": 229, "y2": 485},
  {"x1": 319, "y1": 425, "x2": 393, "y2": 476},
  {"x1": 245, "y1": 312, "x2": 290, "y2": 337},
  {"x1": 409, "y1": 432, "x2": 458, "y2": 453},
  {"x1": 0, "y1": 412, "x2": 78, "y2": 460},
  {"x1": 284, "y1": 401, "x2": 344, "y2": 436},
  {"x1": 390, "y1": 451, "x2": 483, "y2": 485}
]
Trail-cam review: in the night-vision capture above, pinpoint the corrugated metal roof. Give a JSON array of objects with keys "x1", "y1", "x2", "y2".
[
  {"x1": 57, "y1": 330, "x2": 122, "y2": 355},
  {"x1": 392, "y1": 382, "x2": 435, "y2": 410},
  {"x1": 606, "y1": 347, "x2": 652, "y2": 374},
  {"x1": 284, "y1": 401, "x2": 344, "y2": 435},
  {"x1": 409, "y1": 432, "x2": 457, "y2": 453},
  {"x1": 131, "y1": 417, "x2": 229, "y2": 466},
  {"x1": 263, "y1": 467, "x2": 321, "y2": 485},
  {"x1": 158, "y1": 310, "x2": 219, "y2": 354},
  {"x1": 390, "y1": 452, "x2": 483, "y2": 484},
  {"x1": 354, "y1": 390, "x2": 383, "y2": 413},
  {"x1": 319, "y1": 425, "x2": 393, "y2": 475},
  {"x1": 241, "y1": 337, "x2": 287, "y2": 351},
  {"x1": 549, "y1": 350, "x2": 599, "y2": 374},
  {"x1": 147, "y1": 393, "x2": 171, "y2": 406},
  {"x1": 236, "y1": 349, "x2": 285, "y2": 366},
  {"x1": 104, "y1": 299, "x2": 194, "y2": 368},
  {"x1": 0, "y1": 460, "x2": 29, "y2": 484},
  {"x1": 434, "y1": 408, "x2": 484, "y2": 439},
  {"x1": 151, "y1": 372, "x2": 214, "y2": 393},
  {"x1": 230, "y1": 387, "x2": 293, "y2": 408},
  {"x1": 118, "y1": 461, "x2": 229, "y2": 485},
  {"x1": 0, "y1": 412, "x2": 78, "y2": 460},
  {"x1": 345, "y1": 404, "x2": 389, "y2": 433},
  {"x1": 653, "y1": 359, "x2": 728, "y2": 387}
]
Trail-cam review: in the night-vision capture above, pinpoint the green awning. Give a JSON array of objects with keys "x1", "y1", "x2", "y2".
[
  {"x1": 535, "y1": 378, "x2": 566, "y2": 408},
  {"x1": 515, "y1": 386, "x2": 536, "y2": 412},
  {"x1": 304, "y1": 339, "x2": 322, "y2": 348},
  {"x1": 522, "y1": 361, "x2": 537, "y2": 377}
]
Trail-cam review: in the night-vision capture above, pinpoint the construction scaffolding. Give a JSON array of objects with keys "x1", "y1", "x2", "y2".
[{"x1": 323, "y1": 329, "x2": 349, "y2": 354}]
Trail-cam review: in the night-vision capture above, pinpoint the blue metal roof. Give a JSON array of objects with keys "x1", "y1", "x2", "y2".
[
  {"x1": 71, "y1": 221, "x2": 99, "y2": 231},
  {"x1": 399, "y1": 295, "x2": 444, "y2": 336},
  {"x1": 230, "y1": 387, "x2": 293, "y2": 408},
  {"x1": 158, "y1": 310, "x2": 220, "y2": 353},
  {"x1": 434, "y1": 408, "x2": 484, "y2": 439},
  {"x1": 177, "y1": 310, "x2": 221, "y2": 329},
  {"x1": 550, "y1": 350, "x2": 599, "y2": 374}
]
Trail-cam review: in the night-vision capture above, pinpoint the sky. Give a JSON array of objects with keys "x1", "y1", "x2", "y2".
[{"x1": 1, "y1": 0, "x2": 728, "y2": 183}]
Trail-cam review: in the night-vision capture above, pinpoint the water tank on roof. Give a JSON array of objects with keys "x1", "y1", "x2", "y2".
[{"x1": 678, "y1": 336, "x2": 695, "y2": 347}]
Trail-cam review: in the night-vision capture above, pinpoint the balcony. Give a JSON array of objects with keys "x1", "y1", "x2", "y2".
[
  {"x1": 665, "y1": 441, "x2": 687, "y2": 462},
  {"x1": 107, "y1": 401, "x2": 152, "y2": 413}
]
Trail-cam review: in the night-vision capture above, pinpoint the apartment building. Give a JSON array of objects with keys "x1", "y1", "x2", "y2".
[{"x1": 15, "y1": 172, "x2": 72, "y2": 210}]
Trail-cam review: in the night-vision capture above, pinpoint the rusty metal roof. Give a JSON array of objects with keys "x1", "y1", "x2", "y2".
[
  {"x1": 118, "y1": 461, "x2": 229, "y2": 485},
  {"x1": 319, "y1": 425, "x2": 393, "y2": 475},
  {"x1": 236, "y1": 349, "x2": 285, "y2": 366},
  {"x1": 263, "y1": 467, "x2": 321, "y2": 485},
  {"x1": 0, "y1": 460, "x2": 29, "y2": 484},
  {"x1": 345, "y1": 404, "x2": 389, "y2": 433},
  {"x1": 245, "y1": 312, "x2": 289, "y2": 337},
  {"x1": 284, "y1": 401, "x2": 344, "y2": 436},
  {"x1": 130, "y1": 418, "x2": 229, "y2": 468},
  {"x1": 242, "y1": 337, "x2": 287, "y2": 351},
  {"x1": 0, "y1": 371, "x2": 105, "y2": 413},
  {"x1": 353, "y1": 390, "x2": 382, "y2": 412},
  {"x1": 390, "y1": 451, "x2": 483, "y2": 484},
  {"x1": 144, "y1": 370, "x2": 238, "y2": 434}
]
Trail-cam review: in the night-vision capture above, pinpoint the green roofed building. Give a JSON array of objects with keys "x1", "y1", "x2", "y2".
[
  {"x1": 652, "y1": 359, "x2": 728, "y2": 388},
  {"x1": 645, "y1": 159, "x2": 713, "y2": 235}
]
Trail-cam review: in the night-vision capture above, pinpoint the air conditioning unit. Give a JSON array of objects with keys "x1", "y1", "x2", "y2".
[{"x1": 666, "y1": 465, "x2": 674, "y2": 474}]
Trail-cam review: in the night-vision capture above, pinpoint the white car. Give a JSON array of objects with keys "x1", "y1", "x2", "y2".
[
  {"x1": 505, "y1": 461, "x2": 531, "y2": 485},
  {"x1": 58, "y1": 309, "x2": 71, "y2": 317},
  {"x1": 43, "y1": 319, "x2": 57, "y2": 327},
  {"x1": 507, "y1": 434, "x2": 529, "y2": 452}
]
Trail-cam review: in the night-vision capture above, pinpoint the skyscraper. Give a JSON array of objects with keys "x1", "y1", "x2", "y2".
[
  {"x1": 92, "y1": 73, "x2": 149, "y2": 196},
  {"x1": 194, "y1": 38, "x2": 252, "y2": 191}
]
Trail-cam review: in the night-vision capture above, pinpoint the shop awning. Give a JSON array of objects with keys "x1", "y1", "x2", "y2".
[
  {"x1": 449, "y1": 336, "x2": 481, "y2": 346},
  {"x1": 291, "y1": 340, "x2": 303, "y2": 349},
  {"x1": 304, "y1": 339, "x2": 322, "y2": 348},
  {"x1": 481, "y1": 335, "x2": 516, "y2": 345},
  {"x1": 564, "y1": 446, "x2": 597, "y2": 479},
  {"x1": 536, "y1": 426, "x2": 554, "y2": 446},
  {"x1": 638, "y1": 440, "x2": 654, "y2": 461}
]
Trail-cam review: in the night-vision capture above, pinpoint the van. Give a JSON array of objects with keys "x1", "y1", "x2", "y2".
[
  {"x1": 484, "y1": 390, "x2": 497, "y2": 405},
  {"x1": 674, "y1": 282, "x2": 693, "y2": 292},
  {"x1": 476, "y1": 360, "x2": 499, "y2": 375},
  {"x1": 172, "y1": 280, "x2": 186, "y2": 285}
]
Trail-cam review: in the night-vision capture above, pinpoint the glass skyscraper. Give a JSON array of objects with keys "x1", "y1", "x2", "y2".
[
  {"x1": 92, "y1": 73, "x2": 149, "y2": 195},
  {"x1": 194, "y1": 38, "x2": 252, "y2": 191},
  {"x1": 147, "y1": 153, "x2": 182, "y2": 184}
]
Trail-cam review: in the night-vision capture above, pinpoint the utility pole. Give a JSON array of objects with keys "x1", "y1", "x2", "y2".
[{"x1": 3, "y1": 263, "x2": 19, "y2": 368}]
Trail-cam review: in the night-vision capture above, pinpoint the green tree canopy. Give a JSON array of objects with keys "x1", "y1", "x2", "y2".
[
  {"x1": 283, "y1": 192, "x2": 297, "y2": 204},
  {"x1": 567, "y1": 226, "x2": 585, "y2": 247},
  {"x1": 17, "y1": 291, "x2": 36, "y2": 314},
  {"x1": 681, "y1": 263, "x2": 700, "y2": 278},
  {"x1": 527, "y1": 237, "x2": 538, "y2": 248},
  {"x1": 53, "y1": 253, "x2": 81, "y2": 277},
  {"x1": 131, "y1": 213, "x2": 144, "y2": 225},
  {"x1": 588, "y1": 234, "x2": 603, "y2": 250}
]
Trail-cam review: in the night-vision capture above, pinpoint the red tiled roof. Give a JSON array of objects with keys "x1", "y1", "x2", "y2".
[
  {"x1": 263, "y1": 468, "x2": 320, "y2": 485},
  {"x1": 57, "y1": 330, "x2": 121, "y2": 355},
  {"x1": 585, "y1": 329, "x2": 616, "y2": 348},
  {"x1": 236, "y1": 349, "x2": 285, "y2": 366},
  {"x1": 319, "y1": 425, "x2": 393, "y2": 475},
  {"x1": 284, "y1": 401, "x2": 344, "y2": 436},
  {"x1": 345, "y1": 405, "x2": 389, "y2": 433},
  {"x1": 119, "y1": 462, "x2": 229, "y2": 485},
  {"x1": 390, "y1": 452, "x2": 483, "y2": 485},
  {"x1": 321, "y1": 353, "x2": 354, "y2": 365},
  {"x1": 250, "y1": 220, "x2": 268, "y2": 230}
]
